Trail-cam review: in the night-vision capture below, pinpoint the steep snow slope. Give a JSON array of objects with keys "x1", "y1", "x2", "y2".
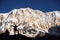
[{"x1": 0, "y1": 8, "x2": 60, "y2": 37}]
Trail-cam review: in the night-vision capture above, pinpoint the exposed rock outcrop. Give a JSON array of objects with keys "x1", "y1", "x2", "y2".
[{"x1": 0, "y1": 8, "x2": 60, "y2": 38}]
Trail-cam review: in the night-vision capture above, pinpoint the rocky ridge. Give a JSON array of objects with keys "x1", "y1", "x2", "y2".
[{"x1": 0, "y1": 8, "x2": 60, "y2": 38}]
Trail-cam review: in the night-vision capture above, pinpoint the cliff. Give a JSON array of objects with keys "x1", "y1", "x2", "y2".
[{"x1": 0, "y1": 8, "x2": 60, "y2": 38}]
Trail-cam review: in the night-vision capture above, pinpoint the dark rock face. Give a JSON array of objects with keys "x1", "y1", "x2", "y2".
[
  {"x1": 48, "y1": 25, "x2": 60, "y2": 37},
  {"x1": 0, "y1": 22, "x2": 2, "y2": 26},
  {"x1": 0, "y1": 24, "x2": 60, "y2": 40},
  {"x1": 0, "y1": 31, "x2": 60, "y2": 40}
]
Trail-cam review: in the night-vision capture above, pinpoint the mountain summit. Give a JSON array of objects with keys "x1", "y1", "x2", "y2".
[{"x1": 0, "y1": 8, "x2": 60, "y2": 38}]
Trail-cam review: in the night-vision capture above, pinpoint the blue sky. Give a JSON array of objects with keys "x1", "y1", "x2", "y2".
[{"x1": 0, "y1": 0, "x2": 60, "y2": 13}]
